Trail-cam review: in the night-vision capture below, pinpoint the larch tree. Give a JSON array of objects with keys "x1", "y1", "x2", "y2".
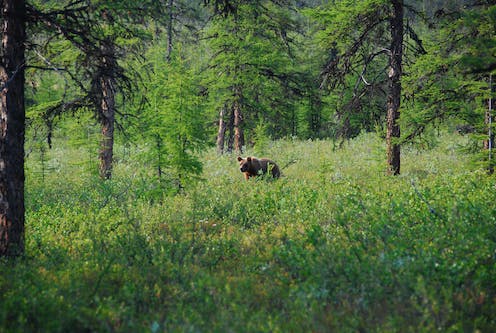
[
  {"x1": 0, "y1": 0, "x2": 26, "y2": 257},
  {"x1": 96, "y1": 38, "x2": 118, "y2": 179},
  {"x1": 139, "y1": 41, "x2": 209, "y2": 191},
  {"x1": 28, "y1": 1, "x2": 165, "y2": 179},
  {"x1": 142, "y1": 0, "x2": 206, "y2": 177},
  {"x1": 204, "y1": 1, "x2": 301, "y2": 154},
  {"x1": 310, "y1": 0, "x2": 425, "y2": 175},
  {"x1": 387, "y1": 0, "x2": 403, "y2": 175},
  {"x1": 153, "y1": 0, "x2": 205, "y2": 62},
  {"x1": 401, "y1": 1, "x2": 496, "y2": 173},
  {"x1": 444, "y1": 1, "x2": 495, "y2": 175}
]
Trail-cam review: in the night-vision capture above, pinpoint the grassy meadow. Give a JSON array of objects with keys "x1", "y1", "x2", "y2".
[{"x1": 1, "y1": 131, "x2": 495, "y2": 332}]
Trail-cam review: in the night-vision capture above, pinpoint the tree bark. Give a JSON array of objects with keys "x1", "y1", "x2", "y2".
[
  {"x1": 226, "y1": 104, "x2": 234, "y2": 153},
  {"x1": 233, "y1": 87, "x2": 244, "y2": 154},
  {"x1": 166, "y1": 0, "x2": 173, "y2": 62},
  {"x1": 309, "y1": 96, "x2": 322, "y2": 138},
  {"x1": 155, "y1": 134, "x2": 163, "y2": 178},
  {"x1": 386, "y1": 0, "x2": 403, "y2": 176},
  {"x1": 233, "y1": 100, "x2": 244, "y2": 154},
  {"x1": 485, "y1": 74, "x2": 494, "y2": 174},
  {"x1": 216, "y1": 104, "x2": 227, "y2": 154},
  {"x1": 98, "y1": 42, "x2": 116, "y2": 180},
  {"x1": 0, "y1": 0, "x2": 26, "y2": 257}
]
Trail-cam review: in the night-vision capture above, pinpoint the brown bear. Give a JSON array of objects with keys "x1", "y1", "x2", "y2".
[{"x1": 237, "y1": 156, "x2": 281, "y2": 180}]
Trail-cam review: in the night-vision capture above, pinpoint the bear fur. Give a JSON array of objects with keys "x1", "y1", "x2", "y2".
[{"x1": 237, "y1": 156, "x2": 281, "y2": 180}]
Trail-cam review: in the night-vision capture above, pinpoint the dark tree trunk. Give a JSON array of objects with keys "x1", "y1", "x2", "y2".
[
  {"x1": 166, "y1": 0, "x2": 173, "y2": 62},
  {"x1": 386, "y1": 0, "x2": 403, "y2": 176},
  {"x1": 99, "y1": 75, "x2": 115, "y2": 179},
  {"x1": 216, "y1": 104, "x2": 227, "y2": 154},
  {"x1": 156, "y1": 134, "x2": 163, "y2": 178},
  {"x1": 0, "y1": 0, "x2": 26, "y2": 257},
  {"x1": 309, "y1": 96, "x2": 322, "y2": 138},
  {"x1": 98, "y1": 42, "x2": 116, "y2": 180}
]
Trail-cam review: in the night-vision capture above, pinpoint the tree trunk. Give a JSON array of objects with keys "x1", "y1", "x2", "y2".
[
  {"x1": 216, "y1": 104, "x2": 227, "y2": 154},
  {"x1": 226, "y1": 104, "x2": 234, "y2": 153},
  {"x1": 98, "y1": 42, "x2": 116, "y2": 179},
  {"x1": 233, "y1": 87, "x2": 244, "y2": 154},
  {"x1": 233, "y1": 100, "x2": 244, "y2": 154},
  {"x1": 166, "y1": 0, "x2": 174, "y2": 62},
  {"x1": 0, "y1": 0, "x2": 26, "y2": 257},
  {"x1": 156, "y1": 134, "x2": 163, "y2": 178},
  {"x1": 485, "y1": 74, "x2": 494, "y2": 174},
  {"x1": 386, "y1": 0, "x2": 403, "y2": 176},
  {"x1": 309, "y1": 96, "x2": 322, "y2": 138}
]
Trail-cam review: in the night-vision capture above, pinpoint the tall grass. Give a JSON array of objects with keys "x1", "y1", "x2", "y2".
[{"x1": 1, "y1": 132, "x2": 494, "y2": 332}]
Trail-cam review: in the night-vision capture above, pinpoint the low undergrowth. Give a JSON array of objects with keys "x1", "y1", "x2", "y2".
[{"x1": 1, "y1": 132, "x2": 495, "y2": 332}]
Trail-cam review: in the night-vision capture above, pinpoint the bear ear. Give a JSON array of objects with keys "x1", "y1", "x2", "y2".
[
  {"x1": 237, "y1": 156, "x2": 243, "y2": 161},
  {"x1": 247, "y1": 157, "x2": 251, "y2": 161}
]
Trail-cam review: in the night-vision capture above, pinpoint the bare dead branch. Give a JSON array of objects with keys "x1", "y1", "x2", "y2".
[{"x1": 0, "y1": 63, "x2": 25, "y2": 92}]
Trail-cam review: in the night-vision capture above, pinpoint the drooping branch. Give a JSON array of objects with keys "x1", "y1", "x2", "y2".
[
  {"x1": 353, "y1": 48, "x2": 390, "y2": 94},
  {"x1": 320, "y1": 15, "x2": 388, "y2": 89},
  {"x1": 468, "y1": 63, "x2": 496, "y2": 74},
  {"x1": 405, "y1": 24, "x2": 427, "y2": 55},
  {"x1": 27, "y1": 4, "x2": 102, "y2": 55}
]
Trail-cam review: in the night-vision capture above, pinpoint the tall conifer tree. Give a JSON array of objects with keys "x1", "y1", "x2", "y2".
[
  {"x1": 204, "y1": 1, "x2": 300, "y2": 153},
  {"x1": 0, "y1": 0, "x2": 26, "y2": 256},
  {"x1": 310, "y1": 0, "x2": 424, "y2": 175}
]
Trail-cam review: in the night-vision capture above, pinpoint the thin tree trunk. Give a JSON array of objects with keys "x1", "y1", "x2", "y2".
[
  {"x1": 386, "y1": 0, "x2": 403, "y2": 176},
  {"x1": 216, "y1": 104, "x2": 227, "y2": 154},
  {"x1": 166, "y1": 0, "x2": 173, "y2": 62},
  {"x1": 226, "y1": 103, "x2": 235, "y2": 153},
  {"x1": 485, "y1": 74, "x2": 494, "y2": 174},
  {"x1": 0, "y1": 0, "x2": 26, "y2": 257},
  {"x1": 233, "y1": 87, "x2": 244, "y2": 153},
  {"x1": 309, "y1": 97, "x2": 322, "y2": 138},
  {"x1": 156, "y1": 134, "x2": 163, "y2": 178},
  {"x1": 98, "y1": 42, "x2": 116, "y2": 179},
  {"x1": 99, "y1": 75, "x2": 115, "y2": 179},
  {"x1": 233, "y1": 101, "x2": 244, "y2": 154}
]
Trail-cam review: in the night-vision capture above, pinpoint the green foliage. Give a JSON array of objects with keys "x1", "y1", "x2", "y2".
[
  {"x1": 138, "y1": 41, "x2": 211, "y2": 191},
  {"x1": 2, "y1": 132, "x2": 495, "y2": 332},
  {"x1": 252, "y1": 120, "x2": 271, "y2": 156},
  {"x1": 203, "y1": 1, "x2": 303, "y2": 140},
  {"x1": 457, "y1": 4, "x2": 496, "y2": 74},
  {"x1": 309, "y1": 0, "x2": 389, "y2": 50},
  {"x1": 306, "y1": 0, "x2": 392, "y2": 140},
  {"x1": 401, "y1": 2, "x2": 496, "y2": 170}
]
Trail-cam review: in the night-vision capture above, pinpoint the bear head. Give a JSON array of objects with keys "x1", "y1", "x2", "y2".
[{"x1": 237, "y1": 156, "x2": 252, "y2": 173}]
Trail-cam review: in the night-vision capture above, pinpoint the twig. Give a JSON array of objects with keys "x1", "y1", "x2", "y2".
[
  {"x1": 31, "y1": 47, "x2": 70, "y2": 102},
  {"x1": 0, "y1": 63, "x2": 25, "y2": 92},
  {"x1": 280, "y1": 159, "x2": 297, "y2": 170}
]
